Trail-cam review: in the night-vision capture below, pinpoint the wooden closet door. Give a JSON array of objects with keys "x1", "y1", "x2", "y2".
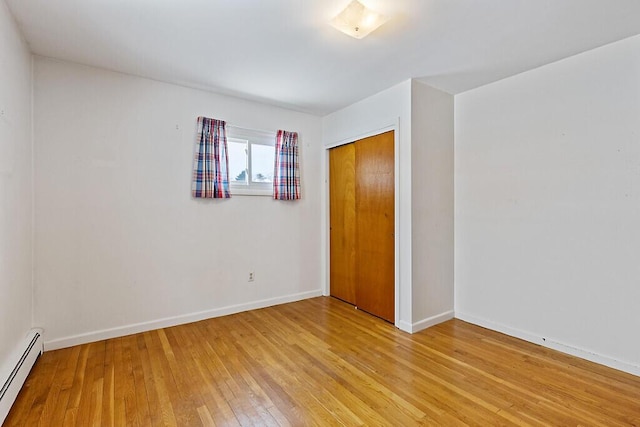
[
  {"x1": 329, "y1": 143, "x2": 357, "y2": 304},
  {"x1": 355, "y1": 131, "x2": 395, "y2": 322}
]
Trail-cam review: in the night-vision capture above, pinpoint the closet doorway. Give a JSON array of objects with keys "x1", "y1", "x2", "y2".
[{"x1": 329, "y1": 130, "x2": 395, "y2": 323}]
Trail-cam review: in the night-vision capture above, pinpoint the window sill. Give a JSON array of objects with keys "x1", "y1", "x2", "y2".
[{"x1": 230, "y1": 187, "x2": 273, "y2": 197}]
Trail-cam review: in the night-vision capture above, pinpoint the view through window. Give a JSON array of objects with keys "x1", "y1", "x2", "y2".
[{"x1": 227, "y1": 126, "x2": 275, "y2": 195}]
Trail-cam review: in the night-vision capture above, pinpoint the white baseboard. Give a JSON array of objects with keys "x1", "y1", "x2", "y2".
[
  {"x1": 397, "y1": 310, "x2": 455, "y2": 334},
  {"x1": 455, "y1": 312, "x2": 640, "y2": 377},
  {"x1": 45, "y1": 290, "x2": 323, "y2": 351},
  {"x1": 397, "y1": 320, "x2": 412, "y2": 333},
  {"x1": 412, "y1": 310, "x2": 455, "y2": 333},
  {"x1": 410, "y1": 310, "x2": 455, "y2": 333},
  {"x1": 0, "y1": 329, "x2": 44, "y2": 425}
]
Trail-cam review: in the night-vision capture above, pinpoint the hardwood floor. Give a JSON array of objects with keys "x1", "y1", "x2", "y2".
[{"x1": 5, "y1": 297, "x2": 640, "y2": 426}]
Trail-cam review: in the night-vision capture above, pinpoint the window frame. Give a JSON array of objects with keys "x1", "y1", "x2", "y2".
[{"x1": 227, "y1": 126, "x2": 275, "y2": 196}]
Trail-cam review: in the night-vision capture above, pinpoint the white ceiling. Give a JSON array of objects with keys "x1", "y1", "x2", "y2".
[{"x1": 6, "y1": 0, "x2": 640, "y2": 115}]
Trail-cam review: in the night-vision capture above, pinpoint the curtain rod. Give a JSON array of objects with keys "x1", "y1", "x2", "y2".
[{"x1": 227, "y1": 123, "x2": 276, "y2": 135}]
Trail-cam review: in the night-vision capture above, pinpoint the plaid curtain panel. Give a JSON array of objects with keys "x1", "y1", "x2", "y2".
[
  {"x1": 273, "y1": 130, "x2": 301, "y2": 200},
  {"x1": 192, "y1": 117, "x2": 231, "y2": 198}
]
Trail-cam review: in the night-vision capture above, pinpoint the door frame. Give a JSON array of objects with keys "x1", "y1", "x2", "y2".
[{"x1": 324, "y1": 120, "x2": 400, "y2": 328}]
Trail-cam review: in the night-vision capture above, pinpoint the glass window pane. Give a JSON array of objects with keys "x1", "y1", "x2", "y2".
[
  {"x1": 228, "y1": 139, "x2": 248, "y2": 184},
  {"x1": 251, "y1": 144, "x2": 275, "y2": 183}
]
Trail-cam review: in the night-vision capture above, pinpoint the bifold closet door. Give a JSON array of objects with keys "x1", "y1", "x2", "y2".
[
  {"x1": 329, "y1": 143, "x2": 357, "y2": 304},
  {"x1": 355, "y1": 131, "x2": 395, "y2": 323}
]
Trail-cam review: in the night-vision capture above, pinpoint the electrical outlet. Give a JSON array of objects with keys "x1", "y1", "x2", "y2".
[{"x1": 248, "y1": 271, "x2": 255, "y2": 282}]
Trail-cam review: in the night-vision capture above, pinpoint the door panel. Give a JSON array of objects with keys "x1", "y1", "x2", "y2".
[
  {"x1": 329, "y1": 143, "x2": 357, "y2": 304},
  {"x1": 355, "y1": 131, "x2": 395, "y2": 322}
]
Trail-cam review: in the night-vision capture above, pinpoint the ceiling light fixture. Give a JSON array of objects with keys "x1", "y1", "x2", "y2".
[{"x1": 330, "y1": 0, "x2": 389, "y2": 39}]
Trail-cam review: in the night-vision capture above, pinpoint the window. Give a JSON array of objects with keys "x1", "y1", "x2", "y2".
[{"x1": 227, "y1": 126, "x2": 275, "y2": 196}]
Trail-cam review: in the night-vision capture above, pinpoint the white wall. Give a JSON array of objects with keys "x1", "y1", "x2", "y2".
[
  {"x1": 455, "y1": 34, "x2": 640, "y2": 375},
  {"x1": 34, "y1": 58, "x2": 323, "y2": 349},
  {"x1": 0, "y1": 1, "x2": 33, "y2": 376},
  {"x1": 411, "y1": 81, "x2": 454, "y2": 327},
  {"x1": 322, "y1": 80, "x2": 413, "y2": 331}
]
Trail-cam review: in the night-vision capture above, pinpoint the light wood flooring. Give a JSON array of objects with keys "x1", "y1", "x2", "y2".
[{"x1": 5, "y1": 297, "x2": 640, "y2": 426}]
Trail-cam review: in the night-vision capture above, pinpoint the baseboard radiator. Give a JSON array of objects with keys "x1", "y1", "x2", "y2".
[{"x1": 0, "y1": 328, "x2": 44, "y2": 424}]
